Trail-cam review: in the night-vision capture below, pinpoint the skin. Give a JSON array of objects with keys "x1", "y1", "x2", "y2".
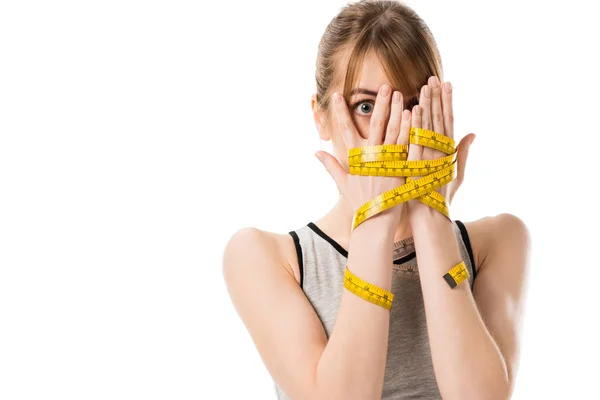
[{"x1": 223, "y1": 49, "x2": 530, "y2": 399}]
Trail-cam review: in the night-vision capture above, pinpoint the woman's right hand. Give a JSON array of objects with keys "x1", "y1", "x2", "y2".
[{"x1": 315, "y1": 84, "x2": 412, "y2": 229}]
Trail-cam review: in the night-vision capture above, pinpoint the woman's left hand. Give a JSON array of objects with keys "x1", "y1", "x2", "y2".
[{"x1": 407, "y1": 76, "x2": 476, "y2": 217}]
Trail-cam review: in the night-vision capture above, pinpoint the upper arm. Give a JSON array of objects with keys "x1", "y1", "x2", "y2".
[
  {"x1": 469, "y1": 213, "x2": 531, "y2": 390},
  {"x1": 222, "y1": 227, "x2": 328, "y2": 399}
]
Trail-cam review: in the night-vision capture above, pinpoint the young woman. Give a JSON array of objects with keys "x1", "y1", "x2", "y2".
[{"x1": 223, "y1": 1, "x2": 530, "y2": 399}]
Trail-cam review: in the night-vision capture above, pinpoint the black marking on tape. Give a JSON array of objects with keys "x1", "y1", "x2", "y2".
[{"x1": 443, "y1": 272, "x2": 458, "y2": 289}]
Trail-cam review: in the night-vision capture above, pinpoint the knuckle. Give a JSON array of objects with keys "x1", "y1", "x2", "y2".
[
  {"x1": 387, "y1": 119, "x2": 400, "y2": 133},
  {"x1": 397, "y1": 133, "x2": 409, "y2": 144},
  {"x1": 386, "y1": 130, "x2": 399, "y2": 140},
  {"x1": 371, "y1": 118, "x2": 385, "y2": 130}
]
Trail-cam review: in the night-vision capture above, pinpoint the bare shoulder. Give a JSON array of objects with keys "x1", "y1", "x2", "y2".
[
  {"x1": 463, "y1": 214, "x2": 531, "y2": 390},
  {"x1": 222, "y1": 226, "x2": 302, "y2": 285},
  {"x1": 221, "y1": 227, "x2": 327, "y2": 399},
  {"x1": 461, "y1": 213, "x2": 531, "y2": 273}
]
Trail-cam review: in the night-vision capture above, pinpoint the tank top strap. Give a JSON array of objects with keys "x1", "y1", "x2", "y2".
[
  {"x1": 289, "y1": 219, "x2": 477, "y2": 290},
  {"x1": 454, "y1": 219, "x2": 477, "y2": 284},
  {"x1": 288, "y1": 223, "x2": 348, "y2": 291}
]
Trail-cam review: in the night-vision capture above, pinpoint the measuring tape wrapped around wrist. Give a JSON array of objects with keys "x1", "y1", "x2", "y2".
[
  {"x1": 342, "y1": 127, "x2": 469, "y2": 299},
  {"x1": 344, "y1": 266, "x2": 394, "y2": 310}
]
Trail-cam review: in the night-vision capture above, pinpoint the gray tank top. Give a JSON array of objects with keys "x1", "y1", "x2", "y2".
[{"x1": 274, "y1": 220, "x2": 476, "y2": 400}]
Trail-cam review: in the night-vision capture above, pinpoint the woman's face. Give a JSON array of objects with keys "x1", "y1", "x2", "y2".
[{"x1": 312, "y1": 50, "x2": 412, "y2": 170}]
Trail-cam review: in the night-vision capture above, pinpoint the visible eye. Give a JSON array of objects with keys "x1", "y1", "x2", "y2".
[{"x1": 352, "y1": 100, "x2": 374, "y2": 117}]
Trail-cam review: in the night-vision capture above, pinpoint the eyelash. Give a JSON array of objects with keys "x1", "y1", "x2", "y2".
[
  {"x1": 352, "y1": 100, "x2": 375, "y2": 117},
  {"x1": 352, "y1": 97, "x2": 420, "y2": 117}
]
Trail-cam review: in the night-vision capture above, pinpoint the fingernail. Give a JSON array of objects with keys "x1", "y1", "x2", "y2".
[
  {"x1": 471, "y1": 135, "x2": 476, "y2": 145},
  {"x1": 393, "y1": 91, "x2": 400, "y2": 103},
  {"x1": 380, "y1": 84, "x2": 390, "y2": 96},
  {"x1": 333, "y1": 93, "x2": 341, "y2": 104},
  {"x1": 424, "y1": 86, "x2": 431, "y2": 98},
  {"x1": 315, "y1": 152, "x2": 325, "y2": 162},
  {"x1": 444, "y1": 82, "x2": 452, "y2": 93}
]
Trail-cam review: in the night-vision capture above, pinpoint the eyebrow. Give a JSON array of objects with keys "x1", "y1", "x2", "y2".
[{"x1": 350, "y1": 88, "x2": 379, "y2": 97}]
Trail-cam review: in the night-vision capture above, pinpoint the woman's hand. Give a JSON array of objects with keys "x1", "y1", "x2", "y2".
[
  {"x1": 407, "y1": 76, "x2": 476, "y2": 218},
  {"x1": 316, "y1": 84, "x2": 411, "y2": 228}
]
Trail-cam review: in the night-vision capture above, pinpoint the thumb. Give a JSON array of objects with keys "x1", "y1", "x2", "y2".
[
  {"x1": 315, "y1": 151, "x2": 347, "y2": 193},
  {"x1": 455, "y1": 133, "x2": 476, "y2": 185}
]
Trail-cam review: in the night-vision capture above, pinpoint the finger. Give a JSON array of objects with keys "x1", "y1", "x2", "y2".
[
  {"x1": 315, "y1": 151, "x2": 347, "y2": 193},
  {"x1": 396, "y1": 109, "x2": 411, "y2": 146},
  {"x1": 441, "y1": 81, "x2": 454, "y2": 140},
  {"x1": 407, "y1": 105, "x2": 423, "y2": 162},
  {"x1": 368, "y1": 84, "x2": 392, "y2": 146},
  {"x1": 455, "y1": 133, "x2": 476, "y2": 186},
  {"x1": 429, "y1": 76, "x2": 444, "y2": 136},
  {"x1": 419, "y1": 84, "x2": 432, "y2": 131},
  {"x1": 331, "y1": 92, "x2": 361, "y2": 149},
  {"x1": 384, "y1": 91, "x2": 403, "y2": 144}
]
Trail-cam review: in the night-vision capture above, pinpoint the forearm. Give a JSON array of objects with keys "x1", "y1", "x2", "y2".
[
  {"x1": 315, "y1": 216, "x2": 395, "y2": 400},
  {"x1": 412, "y1": 211, "x2": 509, "y2": 400}
]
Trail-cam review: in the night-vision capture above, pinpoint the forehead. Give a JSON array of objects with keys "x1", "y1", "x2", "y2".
[
  {"x1": 355, "y1": 51, "x2": 390, "y2": 89},
  {"x1": 334, "y1": 48, "x2": 391, "y2": 93}
]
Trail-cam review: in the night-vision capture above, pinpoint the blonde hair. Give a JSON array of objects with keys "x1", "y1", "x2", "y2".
[{"x1": 315, "y1": 0, "x2": 443, "y2": 126}]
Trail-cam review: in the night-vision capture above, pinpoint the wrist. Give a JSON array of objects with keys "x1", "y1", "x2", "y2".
[
  {"x1": 351, "y1": 212, "x2": 398, "y2": 240},
  {"x1": 409, "y1": 207, "x2": 452, "y2": 235}
]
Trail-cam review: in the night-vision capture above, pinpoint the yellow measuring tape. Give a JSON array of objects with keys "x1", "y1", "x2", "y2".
[
  {"x1": 443, "y1": 261, "x2": 469, "y2": 289},
  {"x1": 349, "y1": 127, "x2": 457, "y2": 231},
  {"x1": 344, "y1": 266, "x2": 394, "y2": 310},
  {"x1": 343, "y1": 127, "x2": 470, "y2": 307}
]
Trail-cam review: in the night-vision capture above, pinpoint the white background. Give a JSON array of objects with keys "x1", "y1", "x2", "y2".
[{"x1": 1, "y1": 0, "x2": 599, "y2": 399}]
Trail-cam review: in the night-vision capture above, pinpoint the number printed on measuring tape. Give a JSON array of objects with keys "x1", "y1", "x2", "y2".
[
  {"x1": 442, "y1": 261, "x2": 470, "y2": 289},
  {"x1": 344, "y1": 267, "x2": 394, "y2": 310}
]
